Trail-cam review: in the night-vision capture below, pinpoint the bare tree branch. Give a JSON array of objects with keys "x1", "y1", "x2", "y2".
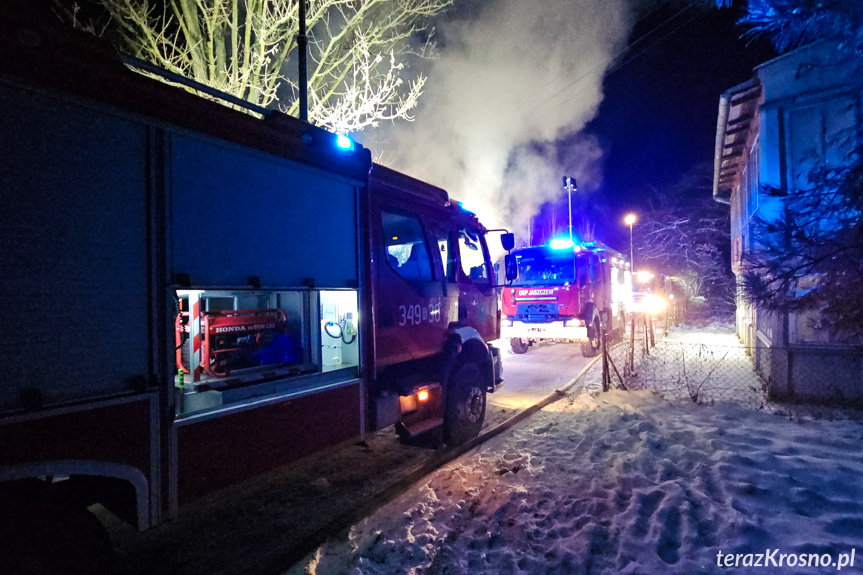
[{"x1": 76, "y1": 0, "x2": 451, "y2": 130}]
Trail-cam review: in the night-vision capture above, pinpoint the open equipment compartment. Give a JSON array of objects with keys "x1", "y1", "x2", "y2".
[{"x1": 173, "y1": 288, "x2": 360, "y2": 414}]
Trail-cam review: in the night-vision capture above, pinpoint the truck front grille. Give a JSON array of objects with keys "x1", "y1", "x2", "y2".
[
  {"x1": 515, "y1": 303, "x2": 561, "y2": 322},
  {"x1": 517, "y1": 303, "x2": 559, "y2": 315}
]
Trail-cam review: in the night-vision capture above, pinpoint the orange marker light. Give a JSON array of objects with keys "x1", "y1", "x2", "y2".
[{"x1": 418, "y1": 390, "x2": 429, "y2": 402}]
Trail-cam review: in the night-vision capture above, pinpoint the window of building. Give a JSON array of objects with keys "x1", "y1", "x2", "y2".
[
  {"x1": 746, "y1": 142, "x2": 760, "y2": 219},
  {"x1": 755, "y1": 304, "x2": 773, "y2": 342}
]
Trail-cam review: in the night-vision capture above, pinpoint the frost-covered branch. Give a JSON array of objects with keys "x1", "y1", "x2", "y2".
[{"x1": 67, "y1": 0, "x2": 451, "y2": 130}]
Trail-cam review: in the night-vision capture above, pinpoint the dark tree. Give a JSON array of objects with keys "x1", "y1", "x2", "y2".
[
  {"x1": 743, "y1": 159, "x2": 863, "y2": 341},
  {"x1": 735, "y1": 0, "x2": 863, "y2": 57},
  {"x1": 633, "y1": 166, "x2": 735, "y2": 320}
]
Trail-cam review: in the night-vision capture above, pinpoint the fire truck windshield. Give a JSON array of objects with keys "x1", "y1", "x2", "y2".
[{"x1": 514, "y1": 251, "x2": 578, "y2": 286}]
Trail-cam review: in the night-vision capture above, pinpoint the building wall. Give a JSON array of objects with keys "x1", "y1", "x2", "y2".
[{"x1": 726, "y1": 42, "x2": 863, "y2": 404}]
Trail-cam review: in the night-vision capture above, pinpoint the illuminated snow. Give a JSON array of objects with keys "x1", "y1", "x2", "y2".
[{"x1": 289, "y1": 326, "x2": 863, "y2": 574}]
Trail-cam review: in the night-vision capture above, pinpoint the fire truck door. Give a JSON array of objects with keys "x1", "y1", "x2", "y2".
[
  {"x1": 376, "y1": 208, "x2": 448, "y2": 364},
  {"x1": 428, "y1": 222, "x2": 459, "y2": 324},
  {"x1": 454, "y1": 226, "x2": 496, "y2": 340},
  {"x1": 588, "y1": 253, "x2": 603, "y2": 307}
]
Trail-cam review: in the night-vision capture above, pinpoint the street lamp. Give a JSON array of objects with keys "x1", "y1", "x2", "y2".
[{"x1": 624, "y1": 213, "x2": 636, "y2": 271}]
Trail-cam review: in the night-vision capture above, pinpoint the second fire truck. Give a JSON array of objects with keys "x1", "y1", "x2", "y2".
[{"x1": 500, "y1": 240, "x2": 631, "y2": 357}]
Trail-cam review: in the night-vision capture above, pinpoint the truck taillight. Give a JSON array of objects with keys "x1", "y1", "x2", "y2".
[{"x1": 399, "y1": 384, "x2": 439, "y2": 415}]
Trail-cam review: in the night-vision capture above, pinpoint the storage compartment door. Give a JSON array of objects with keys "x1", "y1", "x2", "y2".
[
  {"x1": 170, "y1": 135, "x2": 359, "y2": 288},
  {"x1": 0, "y1": 87, "x2": 150, "y2": 411}
]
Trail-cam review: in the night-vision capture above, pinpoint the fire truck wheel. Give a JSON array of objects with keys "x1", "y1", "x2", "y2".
[
  {"x1": 510, "y1": 338, "x2": 529, "y2": 354},
  {"x1": 580, "y1": 318, "x2": 601, "y2": 358},
  {"x1": 444, "y1": 361, "x2": 487, "y2": 445},
  {"x1": 0, "y1": 497, "x2": 118, "y2": 575}
]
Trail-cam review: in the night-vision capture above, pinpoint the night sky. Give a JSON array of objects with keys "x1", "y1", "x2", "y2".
[
  {"x1": 568, "y1": 3, "x2": 775, "y2": 248},
  {"x1": 55, "y1": 0, "x2": 776, "y2": 252}
]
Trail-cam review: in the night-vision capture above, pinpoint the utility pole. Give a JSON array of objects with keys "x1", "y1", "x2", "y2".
[
  {"x1": 298, "y1": 0, "x2": 309, "y2": 122},
  {"x1": 562, "y1": 176, "x2": 577, "y2": 242},
  {"x1": 624, "y1": 213, "x2": 636, "y2": 271}
]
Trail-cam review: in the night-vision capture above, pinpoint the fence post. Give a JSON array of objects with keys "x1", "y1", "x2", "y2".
[
  {"x1": 602, "y1": 325, "x2": 609, "y2": 392},
  {"x1": 649, "y1": 314, "x2": 656, "y2": 348},
  {"x1": 629, "y1": 314, "x2": 635, "y2": 372},
  {"x1": 643, "y1": 314, "x2": 649, "y2": 356}
]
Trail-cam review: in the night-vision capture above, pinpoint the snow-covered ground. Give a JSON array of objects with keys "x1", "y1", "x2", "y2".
[
  {"x1": 489, "y1": 340, "x2": 593, "y2": 410},
  {"x1": 288, "y1": 327, "x2": 863, "y2": 575}
]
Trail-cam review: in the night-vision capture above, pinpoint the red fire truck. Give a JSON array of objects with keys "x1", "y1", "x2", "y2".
[
  {"x1": 631, "y1": 270, "x2": 670, "y2": 315},
  {"x1": 500, "y1": 240, "x2": 631, "y2": 357},
  {"x1": 0, "y1": 11, "x2": 512, "y2": 570}
]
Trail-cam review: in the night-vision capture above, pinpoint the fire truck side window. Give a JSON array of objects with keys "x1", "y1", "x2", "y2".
[
  {"x1": 458, "y1": 228, "x2": 490, "y2": 283},
  {"x1": 432, "y1": 228, "x2": 455, "y2": 282},
  {"x1": 588, "y1": 255, "x2": 601, "y2": 283},
  {"x1": 576, "y1": 255, "x2": 588, "y2": 286},
  {"x1": 381, "y1": 211, "x2": 433, "y2": 282}
]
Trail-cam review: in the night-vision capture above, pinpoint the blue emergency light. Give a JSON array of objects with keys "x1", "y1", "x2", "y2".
[
  {"x1": 549, "y1": 238, "x2": 574, "y2": 250},
  {"x1": 456, "y1": 201, "x2": 475, "y2": 214},
  {"x1": 336, "y1": 134, "x2": 354, "y2": 150}
]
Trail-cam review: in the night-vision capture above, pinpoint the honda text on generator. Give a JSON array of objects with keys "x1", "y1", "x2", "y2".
[
  {"x1": 0, "y1": 11, "x2": 514, "y2": 571},
  {"x1": 500, "y1": 240, "x2": 632, "y2": 357}
]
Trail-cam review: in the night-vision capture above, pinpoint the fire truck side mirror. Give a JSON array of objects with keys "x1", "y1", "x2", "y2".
[
  {"x1": 505, "y1": 254, "x2": 518, "y2": 282},
  {"x1": 500, "y1": 232, "x2": 515, "y2": 252}
]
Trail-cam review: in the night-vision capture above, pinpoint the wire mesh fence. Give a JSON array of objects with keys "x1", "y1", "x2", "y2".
[
  {"x1": 586, "y1": 316, "x2": 863, "y2": 411},
  {"x1": 613, "y1": 340, "x2": 767, "y2": 408}
]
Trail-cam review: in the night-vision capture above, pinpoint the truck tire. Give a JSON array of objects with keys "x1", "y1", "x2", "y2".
[
  {"x1": 444, "y1": 361, "x2": 486, "y2": 445},
  {"x1": 0, "y1": 498, "x2": 118, "y2": 575},
  {"x1": 510, "y1": 338, "x2": 529, "y2": 354},
  {"x1": 580, "y1": 317, "x2": 601, "y2": 358}
]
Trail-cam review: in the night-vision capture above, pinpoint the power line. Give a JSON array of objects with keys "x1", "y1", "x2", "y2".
[
  {"x1": 530, "y1": 4, "x2": 695, "y2": 118},
  {"x1": 520, "y1": 1, "x2": 679, "y2": 108},
  {"x1": 537, "y1": 10, "x2": 701, "y2": 121},
  {"x1": 416, "y1": 3, "x2": 704, "y2": 174}
]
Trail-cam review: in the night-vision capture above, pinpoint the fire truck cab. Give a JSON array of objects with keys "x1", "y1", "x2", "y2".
[
  {"x1": 500, "y1": 241, "x2": 631, "y2": 357},
  {"x1": 368, "y1": 165, "x2": 507, "y2": 444}
]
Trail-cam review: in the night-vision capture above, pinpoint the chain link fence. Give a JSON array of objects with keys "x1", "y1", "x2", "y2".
[{"x1": 586, "y1": 315, "x2": 863, "y2": 411}]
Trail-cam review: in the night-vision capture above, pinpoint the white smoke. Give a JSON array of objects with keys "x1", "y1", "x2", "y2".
[{"x1": 368, "y1": 0, "x2": 635, "y2": 237}]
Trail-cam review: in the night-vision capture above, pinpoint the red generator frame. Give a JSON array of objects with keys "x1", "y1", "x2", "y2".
[{"x1": 176, "y1": 308, "x2": 289, "y2": 378}]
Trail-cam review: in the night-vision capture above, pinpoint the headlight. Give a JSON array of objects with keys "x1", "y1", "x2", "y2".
[{"x1": 642, "y1": 294, "x2": 667, "y2": 314}]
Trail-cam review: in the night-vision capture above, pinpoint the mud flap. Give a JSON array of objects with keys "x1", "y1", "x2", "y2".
[{"x1": 489, "y1": 345, "x2": 504, "y2": 392}]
